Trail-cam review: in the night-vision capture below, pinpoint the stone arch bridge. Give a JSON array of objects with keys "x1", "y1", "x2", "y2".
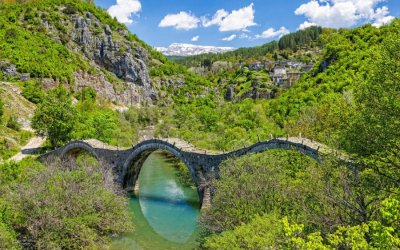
[{"x1": 39, "y1": 137, "x2": 343, "y2": 209}]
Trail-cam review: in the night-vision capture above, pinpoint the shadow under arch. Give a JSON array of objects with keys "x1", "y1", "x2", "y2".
[
  {"x1": 121, "y1": 140, "x2": 201, "y2": 204},
  {"x1": 226, "y1": 139, "x2": 324, "y2": 163},
  {"x1": 59, "y1": 141, "x2": 100, "y2": 160}
]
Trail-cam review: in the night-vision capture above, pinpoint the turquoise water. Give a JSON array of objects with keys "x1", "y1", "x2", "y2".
[{"x1": 111, "y1": 152, "x2": 201, "y2": 250}]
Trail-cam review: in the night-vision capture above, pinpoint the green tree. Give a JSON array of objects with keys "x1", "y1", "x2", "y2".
[
  {"x1": 32, "y1": 86, "x2": 76, "y2": 147},
  {"x1": 92, "y1": 111, "x2": 117, "y2": 143},
  {"x1": 343, "y1": 34, "x2": 400, "y2": 157}
]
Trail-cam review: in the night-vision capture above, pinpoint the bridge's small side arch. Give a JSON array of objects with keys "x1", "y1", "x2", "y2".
[
  {"x1": 121, "y1": 139, "x2": 200, "y2": 198},
  {"x1": 58, "y1": 141, "x2": 100, "y2": 160},
  {"x1": 227, "y1": 139, "x2": 322, "y2": 162}
]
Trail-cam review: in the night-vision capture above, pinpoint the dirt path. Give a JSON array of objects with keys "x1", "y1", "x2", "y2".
[{"x1": 9, "y1": 136, "x2": 46, "y2": 162}]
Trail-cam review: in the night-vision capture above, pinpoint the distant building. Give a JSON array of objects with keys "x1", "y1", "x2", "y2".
[
  {"x1": 248, "y1": 62, "x2": 265, "y2": 71},
  {"x1": 286, "y1": 72, "x2": 304, "y2": 88},
  {"x1": 273, "y1": 67, "x2": 287, "y2": 75},
  {"x1": 287, "y1": 61, "x2": 305, "y2": 69},
  {"x1": 279, "y1": 59, "x2": 290, "y2": 67},
  {"x1": 271, "y1": 75, "x2": 287, "y2": 86}
]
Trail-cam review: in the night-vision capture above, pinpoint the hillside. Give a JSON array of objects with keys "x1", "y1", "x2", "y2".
[
  {"x1": 0, "y1": 0, "x2": 215, "y2": 160},
  {"x1": 0, "y1": 82, "x2": 34, "y2": 161},
  {"x1": 0, "y1": 0, "x2": 207, "y2": 106}
]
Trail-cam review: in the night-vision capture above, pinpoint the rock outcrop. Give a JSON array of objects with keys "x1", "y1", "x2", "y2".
[
  {"x1": 73, "y1": 71, "x2": 142, "y2": 105},
  {"x1": 0, "y1": 62, "x2": 30, "y2": 82},
  {"x1": 70, "y1": 14, "x2": 151, "y2": 89}
]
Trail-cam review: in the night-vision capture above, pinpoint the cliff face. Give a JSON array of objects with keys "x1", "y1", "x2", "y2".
[
  {"x1": 71, "y1": 13, "x2": 150, "y2": 88},
  {"x1": 67, "y1": 11, "x2": 155, "y2": 105}
]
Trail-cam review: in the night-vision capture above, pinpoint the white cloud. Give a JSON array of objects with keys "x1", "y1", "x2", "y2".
[
  {"x1": 255, "y1": 27, "x2": 290, "y2": 39},
  {"x1": 201, "y1": 3, "x2": 256, "y2": 32},
  {"x1": 108, "y1": 0, "x2": 141, "y2": 24},
  {"x1": 202, "y1": 9, "x2": 228, "y2": 28},
  {"x1": 295, "y1": 0, "x2": 394, "y2": 28},
  {"x1": 298, "y1": 21, "x2": 318, "y2": 30},
  {"x1": 222, "y1": 34, "x2": 237, "y2": 41},
  {"x1": 159, "y1": 11, "x2": 200, "y2": 30},
  {"x1": 191, "y1": 35, "x2": 200, "y2": 42},
  {"x1": 239, "y1": 33, "x2": 251, "y2": 39},
  {"x1": 371, "y1": 6, "x2": 395, "y2": 27}
]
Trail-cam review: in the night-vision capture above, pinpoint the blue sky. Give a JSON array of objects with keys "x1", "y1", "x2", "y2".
[{"x1": 94, "y1": 0, "x2": 400, "y2": 49}]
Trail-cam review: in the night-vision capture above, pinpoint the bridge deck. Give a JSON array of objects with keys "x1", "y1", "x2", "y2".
[
  {"x1": 82, "y1": 136, "x2": 345, "y2": 159},
  {"x1": 83, "y1": 138, "x2": 223, "y2": 155}
]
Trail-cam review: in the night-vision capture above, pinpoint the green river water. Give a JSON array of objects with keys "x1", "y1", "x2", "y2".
[{"x1": 111, "y1": 152, "x2": 201, "y2": 250}]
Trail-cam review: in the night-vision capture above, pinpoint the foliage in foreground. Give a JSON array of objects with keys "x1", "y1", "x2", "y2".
[
  {"x1": 0, "y1": 156, "x2": 133, "y2": 249},
  {"x1": 204, "y1": 197, "x2": 400, "y2": 249},
  {"x1": 201, "y1": 30, "x2": 400, "y2": 248}
]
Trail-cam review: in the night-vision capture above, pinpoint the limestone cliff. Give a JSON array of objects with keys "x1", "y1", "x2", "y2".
[{"x1": 70, "y1": 13, "x2": 150, "y2": 88}]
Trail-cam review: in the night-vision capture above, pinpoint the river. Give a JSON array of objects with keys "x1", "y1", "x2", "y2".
[{"x1": 111, "y1": 151, "x2": 201, "y2": 250}]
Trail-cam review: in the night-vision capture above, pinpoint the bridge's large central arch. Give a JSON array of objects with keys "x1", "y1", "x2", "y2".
[{"x1": 121, "y1": 140, "x2": 203, "y2": 202}]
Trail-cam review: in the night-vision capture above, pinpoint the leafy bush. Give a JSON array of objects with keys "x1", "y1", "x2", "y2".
[
  {"x1": 201, "y1": 150, "x2": 323, "y2": 233},
  {"x1": 0, "y1": 157, "x2": 133, "y2": 249},
  {"x1": 21, "y1": 81, "x2": 45, "y2": 104},
  {"x1": 73, "y1": 86, "x2": 97, "y2": 103},
  {"x1": 6, "y1": 116, "x2": 21, "y2": 131},
  {"x1": 0, "y1": 138, "x2": 19, "y2": 161},
  {"x1": 62, "y1": 3, "x2": 77, "y2": 14},
  {"x1": 0, "y1": 223, "x2": 20, "y2": 250},
  {"x1": 203, "y1": 213, "x2": 284, "y2": 249}
]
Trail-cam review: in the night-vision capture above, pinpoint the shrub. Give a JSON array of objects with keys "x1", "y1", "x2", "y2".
[
  {"x1": 6, "y1": 116, "x2": 21, "y2": 131},
  {"x1": 21, "y1": 81, "x2": 45, "y2": 104},
  {"x1": 1, "y1": 157, "x2": 133, "y2": 249},
  {"x1": 4, "y1": 28, "x2": 18, "y2": 42},
  {"x1": 62, "y1": 3, "x2": 77, "y2": 15}
]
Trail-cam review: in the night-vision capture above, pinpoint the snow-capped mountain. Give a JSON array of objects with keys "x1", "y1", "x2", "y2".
[{"x1": 155, "y1": 43, "x2": 236, "y2": 56}]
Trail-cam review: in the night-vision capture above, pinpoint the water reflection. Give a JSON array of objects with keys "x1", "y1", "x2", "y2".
[{"x1": 111, "y1": 151, "x2": 200, "y2": 250}]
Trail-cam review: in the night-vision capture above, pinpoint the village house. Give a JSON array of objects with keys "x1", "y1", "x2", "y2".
[
  {"x1": 248, "y1": 61, "x2": 265, "y2": 71},
  {"x1": 286, "y1": 72, "x2": 304, "y2": 88},
  {"x1": 287, "y1": 61, "x2": 305, "y2": 69},
  {"x1": 273, "y1": 67, "x2": 287, "y2": 75}
]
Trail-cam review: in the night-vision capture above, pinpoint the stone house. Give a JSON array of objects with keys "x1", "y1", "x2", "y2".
[
  {"x1": 248, "y1": 61, "x2": 265, "y2": 71},
  {"x1": 273, "y1": 67, "x2": 287, "y2": 75}
]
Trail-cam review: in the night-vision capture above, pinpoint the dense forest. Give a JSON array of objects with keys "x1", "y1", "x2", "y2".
[
  {"x1": 173, "y1": 26, "x2": 323, "y2": 67},
  {"x1": 0, "y1": 0, "x2": 399, "y2": 249}
]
